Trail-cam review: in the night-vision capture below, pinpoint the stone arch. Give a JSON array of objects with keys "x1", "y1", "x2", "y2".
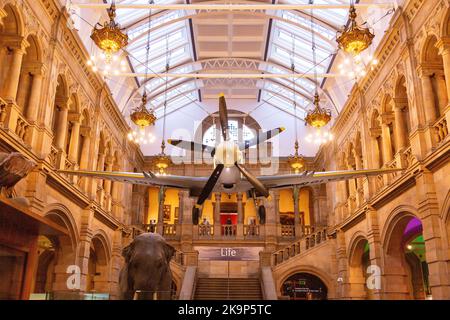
[
  {"x1": 370, "y1": 109, "x2": 384, "y2": 169},
  {"x1": 440, "y1": 8, "x2": 450, "y2": 38},
  {"x1": 0, "y1": 3, "x2": 25, "y2": 36},
  {"x1": 393, "y1": 74, "x2": 412, "y2": 149},
  {"x1": 37, "y1": 204, "x2": 79, "y2": 297},
  {"x1": 51, "y1": 74, "x2": 69, "y2": 148},
  {"x1": 419, "y1": 35, "x2": 447, "y2": 119},
  {"x1": 347, "y1": 233, "x2": 371, "y2": 299},
  {"x1": 43, "y1": 203, "x2": 79, "y2": 248},
  {"x1": 381, "y1": 207, "x2": 429, "y2": 300},
  {"x1": 16, "y1": 33, "x2": 43, "y2": 119},
  {"x1": 86, "y1": 231, "x2": 112, "y2": 294},
  {"x1": 277, "y1": 265, "x2": 334, "y2": 300}
]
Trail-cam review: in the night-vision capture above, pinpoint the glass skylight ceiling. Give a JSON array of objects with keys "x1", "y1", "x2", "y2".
[
  {"x1": 115, "y1": 0, "x2": 198, "y2": 117},
  {"x1": 263, "y1": 0, "x2": 349, "y2": 111},
  {"x1": 112, "y1": 0, "x2": 350, "y2": 120}
]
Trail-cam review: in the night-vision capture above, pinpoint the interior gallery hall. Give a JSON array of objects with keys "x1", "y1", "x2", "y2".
[{"x1": 0, "y1": 0, "x2": 449, "y2": 301}]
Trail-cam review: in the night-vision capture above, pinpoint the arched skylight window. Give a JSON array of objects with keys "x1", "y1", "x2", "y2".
[{"x1": 203, "y1": 121, "x2": 255, "y2": 147}]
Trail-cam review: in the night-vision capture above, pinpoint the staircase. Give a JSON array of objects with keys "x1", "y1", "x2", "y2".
[{"x1": 194, "y1": 278, "x2": 263, "y2": 300}]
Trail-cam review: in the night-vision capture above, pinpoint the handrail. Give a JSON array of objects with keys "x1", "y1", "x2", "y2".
[{"x1": 271, "y1": 227, "x2": 328, "y2": 266}]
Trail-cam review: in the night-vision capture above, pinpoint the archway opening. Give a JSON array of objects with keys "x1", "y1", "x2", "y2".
[
  {"x1": 349, "y1": 238, "x2": 372, "y2": 299},
  {"x1": 86, "y1": 236, "x2": 109, "y2": 297},
  {"x1": 281, "y1": 272, "x2": 328, "y2": 300},
  {"x1": 384, "y1": 215, "x2": 430, "y2": 299}
]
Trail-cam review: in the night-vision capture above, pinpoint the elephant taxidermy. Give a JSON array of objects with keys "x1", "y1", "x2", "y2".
[{"x1": 119, "y1": 233, "x2": 175, "y2": 300}]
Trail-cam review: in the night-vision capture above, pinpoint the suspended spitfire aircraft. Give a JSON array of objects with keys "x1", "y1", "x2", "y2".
[{"x1": 60, "y1": 94, "x2": 403, "y2": 225}]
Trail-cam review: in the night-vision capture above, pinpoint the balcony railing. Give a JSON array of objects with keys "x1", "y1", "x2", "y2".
[
  {"x1": 244, "y1": 224, "x2": 260, "y2": 238},
  {"x1": 281, "y1": 225, "x2": 295, "y2": 238},
  {"x1": 221, "y1": 225, "x2": 237, "y2": 237},
  {"x1": 272, "y1": 227, "x2": 328, "y2": 266},
  {"x1": 434, "y1": 114, "x2": 449, "y2": 145},
  {"x1": 198, "y1": 224, "x2": 214, "y2": 237},
  {"x1": 163, "y1": 224, "x2": 177, "y2": 237},
  {"x1": 0, "y1": 98, "x2": 6, "y2": 125}
]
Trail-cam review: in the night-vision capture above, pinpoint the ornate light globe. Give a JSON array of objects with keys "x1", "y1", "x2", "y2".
[
  {"x1": 305, "y1": 94, "x2": 332, "y2": 129},
  {"x1": 90, "y1": 3, "x2": 129, "y2": 63},
  {"x1": 336, "y1": 5, "x2": 375, "y2": 56},
  {"x1": 130, "y1": 93, "x2": 156, "y2": 129},
  {"x1": 288, "y1": 141, "x2": 305, "y2": 174},
  {"x1": 153, "y1": 142, "x2": 171, "y2": 175}
]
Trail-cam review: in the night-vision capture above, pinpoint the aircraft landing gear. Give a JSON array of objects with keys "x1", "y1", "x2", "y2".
[
  {"x1": 258, "y1": 205, "x2": 266, "y2": 225},
  {"x1": 192, "y1": 206, "x2": 201, "y2": 225}
]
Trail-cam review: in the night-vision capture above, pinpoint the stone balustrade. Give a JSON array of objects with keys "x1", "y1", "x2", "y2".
[
  {"x1": 280, "y1": 225, "x2": 295, "y2": 238},
  {"x1": 221, "y1": 224, "x2": 237, "y2": 237},
  {"x1": 434, "y1": 114, "x2": 449, "y2": 144},
  {"x1": 163, "y1": 224, "x2": 177, "y2": 238},
  {"x1": 271, "y1": 227, "x2": 328, "y2": 266},
  {"x1": 0, "y1": 98, "x2": 6, "y2": 125},
  {"x1": 244, "y1": 224, "x2": 260, "y2": 238}
]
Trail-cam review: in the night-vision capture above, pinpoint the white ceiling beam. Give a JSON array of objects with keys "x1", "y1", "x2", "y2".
[
  {"x1": 72, "y1": 3, "x2": 394, "y2": 10},
  {"x1": 111, "y1": 73, "x2": 342, "y2": 79}
]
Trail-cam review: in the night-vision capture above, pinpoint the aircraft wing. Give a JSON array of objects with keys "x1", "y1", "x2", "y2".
[
  {"x1": 257, "y1": 168, "x2": 403, "y2": 189},
  {"x1": 58, "y1": 170, "x2": 208, "y2": 189}
]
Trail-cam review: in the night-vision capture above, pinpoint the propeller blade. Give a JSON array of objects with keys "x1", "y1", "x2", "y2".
[
  {"x1": 235, "y1": 162, "x2": 269, "y2": 197},
  {"x1": 167, "y1": 139, "x2": 214, "y2": 154},
  {"x1": 197, "y1": 164, "x2": 224, "y2": 205},
  {"x1": 239, "y1": 127, "x2": 286, "y2": 150},
  {"x1": 219, "y1": 94, "x2": 229, "y2": 141}
]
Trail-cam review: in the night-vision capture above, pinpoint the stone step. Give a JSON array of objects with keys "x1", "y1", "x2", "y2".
[{"x1": 194, "y1": 277, "x2": 263, "y2": 300}]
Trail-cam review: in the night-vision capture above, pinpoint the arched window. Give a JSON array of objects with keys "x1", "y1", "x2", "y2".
[{"x1": 202, "y1": 120, "x2": 255, "y2": 147}]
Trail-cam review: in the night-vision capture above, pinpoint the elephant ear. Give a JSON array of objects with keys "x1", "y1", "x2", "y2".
[
  {"x1": 164, "y1": 242, "x2": 175, "y2": 263},
  {"x1": 122, "y1": 242, "x2": 134, "y2": 263}
]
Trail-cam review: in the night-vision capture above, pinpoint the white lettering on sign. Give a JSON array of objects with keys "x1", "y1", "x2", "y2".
[
  {"x1": 221, "y1": 248, "x2": 237, "y2": 257},
  {"x1": 195, "y1": 246, "x2": 264, "y2": 261}
]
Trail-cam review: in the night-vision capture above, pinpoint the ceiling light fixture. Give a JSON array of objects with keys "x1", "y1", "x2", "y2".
[
  {"x1": 90, "y1": 1, "x2": 128, "y2": 64},
  {"x1": 337, "y1": 3, "x2": 375, "y2": 56},
  {"x1": 153, "y1": 36, "x2": 172, "y2": 175},
  {"x1": 288, "y1": 48, "x2": 305, "y2": 174},
  {"x1": 130, "y1": 93, "x2": 157, "y2": 129},
  {"x1": 304, "y1": 0, "x2": 333, "y2": 145},
  {"x1": 128, "y1": 3, "x2": 157, "y2": 145},
  {"x1": 288, "y1": 141, "x2": 305, "y2": 174}
]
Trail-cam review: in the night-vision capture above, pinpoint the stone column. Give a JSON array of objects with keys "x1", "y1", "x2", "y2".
[
  {"x1": 213, "y1": 192, "x2": 222, "y2": 238},
  {"x1": 381, "y1": 122, "x2": 393, "y2": 164},
  {"x1": 104, "y1": 157, "x2": 114, "y2": 194},
  {"x1": 365, "y1": 206, "x2": 383, "y2": 299},
  {"x1": 393, "y1": 104, "x2": 408, "y2": 151},
  {"x1": 293, "y1": 186, "x2": 301, "y2": 237},
  {"x1": 419, "y1": 71, "x2": 438, "y2": 124},
  {"x1": 415, "y1": 169, "x2": 450, "y2": 299},
  {"x1": 55, "y1": 104, "x2": 69, "y2": 151},
  {"x1": 157, "y1": 187, "x2": 166, "y2": 235},
  {"x1": 435, "y1": 73, "x2": 448, "y2": 112},
  {"x1": 237, "y1": 192, "x2": 244, "y2": 238},
  {"x1": 336, "y1": 229, "x2": 350, "y2": 299},
  {"x1": 97, "y1": 153, "x2": 106, "y2": 171},
  {"x1": 25, "y1": 73, "x2": 44, "y2": 122},
  {"x1": 437, "y1": 38, "x2": 450, "y2": 101},
  {"x1": 68, "y1": 117, "x2": 81, "y2": 162},
  {"x1": 4, "y1": 47, "x2": 26, "y2": 102},
  {"x1": 178, "y1": 190, "x2": 185, "y2": 225},
  {"x1": 79, "y1": 130, "x2": 91, "y2": 170}
]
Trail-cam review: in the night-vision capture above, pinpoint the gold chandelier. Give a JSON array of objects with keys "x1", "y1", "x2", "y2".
[
  {"x1": 153, "y1": 142, "x2": 171, "y2": 175},
  {"x1": 90, "y1": 3, "x2": 128, "y2": 63},
  {"x1": 288, "y1": 141, "x2": 305, "y2": 174},
  {"x1": 337, "y1": 5, "x2": 375, "y2": 56},
  {"x1": 305, "y1": 94, "x2": 332, "y2": 129},
  {"x1": 130, "y1": 93, "x2": 157, "y2": 129}
]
